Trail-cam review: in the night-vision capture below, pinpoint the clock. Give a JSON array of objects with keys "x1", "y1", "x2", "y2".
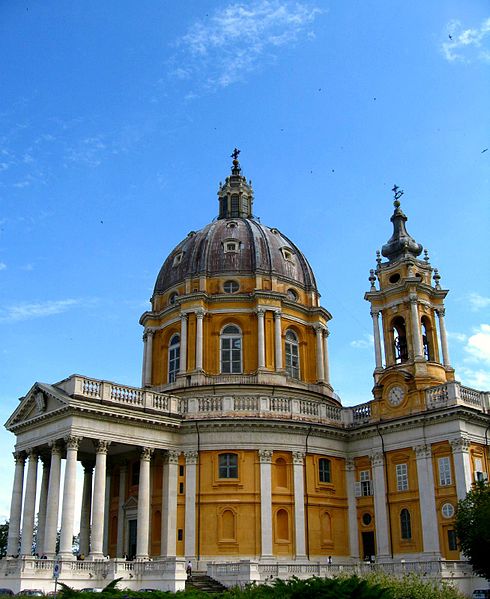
[{"x1": 388, "y1": 385, "x2": 405, "y2": 406}]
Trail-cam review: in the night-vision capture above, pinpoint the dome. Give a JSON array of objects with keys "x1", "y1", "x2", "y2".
[{"x1": 153, "y1": 217, "x2": 317, "y2": 297}]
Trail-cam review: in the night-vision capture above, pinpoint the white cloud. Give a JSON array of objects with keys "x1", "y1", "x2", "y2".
[
  {"x1": 170, "y1": 0, "x2": 323, "y2": 91},
  {"x1": 447, "y1": 330, "x2": 467, "y2": 343},
  {"x1": 458, "y1": 366, "x2": 490, "y2": 391},
  {"x1": 350, "y1": 333, "x2": 374, "y2": 349},
  {"x1": 0, "y1": 262, "x2": 6, "y2": 271},
  {"x1": 442, "y1": 17, "x2": 490, "y2": 63},
  {"x1": 466, "y1": 292, "x2": 490, "y2": 311},
  {"x1": 0, "y1": 299, "x2": 80, "y2": 323},
  {"x1": 464, "y1": 323, "x2": 490, "y2": 364}
]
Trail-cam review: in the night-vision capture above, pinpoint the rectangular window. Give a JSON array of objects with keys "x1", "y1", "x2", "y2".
[
  {"x1": 179, "y1": 465, "x2": 185, "y2": 477},
  {"x1": 396, "y1": 463, "x2": 409, "y2": 491},
  {"x1": 319, "y1": 458, "x2": 331, "y2": 483},
  {"x1": 178, "y1": 529, "x2": 183, "y2": 541},
  {"x1": 438, "y1": 456, "x2": 452, "y2": 486},
  {"x1": 179, "y1": 482, "x2": 184, "y2": 494},
  {"x1": 447, "y1": 529, "x2": 458, "y2": 551},
  {"x1": 131, "y1": 462, "x2": 140, "y2": 486},
  {"x1": 219, "y1": 453, "x2": 238, "y2": 479},
  {"x1": 360, "y1": 470, "x2": 373, "y2": 496}
]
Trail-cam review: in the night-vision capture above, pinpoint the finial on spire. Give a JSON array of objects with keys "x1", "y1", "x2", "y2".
[
  {"x1": 230, "y1": 147, "x2": 241, "y2": 175},
  {"x1": 392, "y1": 184, "x2": 404, "y2": 207}
]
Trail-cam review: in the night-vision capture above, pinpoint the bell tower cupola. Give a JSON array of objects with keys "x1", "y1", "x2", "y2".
[
  {"x1": 365, "y1": 186, "x2": 455, "y2": 414},
  {"x1": 217, "y1": 148, "x2": 254, "y2": 219}
]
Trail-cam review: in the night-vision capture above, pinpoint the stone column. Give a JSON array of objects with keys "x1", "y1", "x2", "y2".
[
  {"x1": 314, "y1": 326, "x2": 325, "y2": 382},
  {"x1": 143, "y1": 330, "x2": 154, "y2": 387},
  {"x1": 195, "y1": 310, "x2": 204, "y2": 371},
  {"x1": 257, "y1": 308, "x2": 266, "y2": 369},
  {"x1": 258, "y1": 449, "x2": 273, "y2": 558},
  {"x1": 450, "y1": 437, "x2": 472, "y2": 500},
  {"x1": 161, "y1": 450, "x2": 179, "y2": 557},
  {"x1": 20, "y1": 449, "x2": 38, "y2": 556},
  {"x1": 36, "y1": 457, "x2": 50, "y2": 556},
  {"x1": 103, "y1": 469, "x2": 112, "y2": 555},
  {"x1": 414, "y1": 444, "x2": 440, "y2": 557},
  {"x1": 44, "y1": 442, "x2": 62, "y2": 557},
  {"x1": 141, "y1": 332, "x2": 148, "y2": 387},
  {"x1": 79, "y1": 462, "x2": 94, "y2": 557},
  {"x1": 59, "y1": 436, "x2": 81, "y2": 559},
  {"x1": 180, "y1": 313, "x2": 188, "y2": 373},
  {"x1": 370, "y1": 451, "x2": 390, "y2": 559},
  {"x1": 410, "y1": 297, "x2": 423, "y2": 359},
  {"x1": 136, "y1": 447, "x2": 153, "y2": 560},
  {"x1": 345, "y1": 459, "x2": 359, "y2": 559},
  {"x1": 274, "y1": 310, "x2": 283, "y2": 370},
  {"x1": 436, "y1": 308, "x2": 451, "y2": 366},
  {"x1": 371, "y1": 310, "x2": 383, "y2": 369},
  {"x1": 116, "y1": 463, "x2": 127, "y2": 557},
  {"x1": 90, "y1": 440, "x2": 110, "y2": 559},
  {"x1": 7, "y1": 452, "x2": 25, "y2": 556},
  {"x1": 184, "y1": 450, "x2": 198, "y2": 559},
  {"x1": 292, "y1": 451, "x2": 306, "y2": 558},
  {"x1": 323, "y1": 329, "x2": 331, "y2": 385}
]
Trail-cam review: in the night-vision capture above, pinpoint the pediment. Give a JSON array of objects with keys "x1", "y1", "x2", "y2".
[
  {"x1": 5, "y1": 383, "x2": 70, "y2": 430},
  {"x1": 124, "y1": 495, "x2": 138, "y2": 510}
]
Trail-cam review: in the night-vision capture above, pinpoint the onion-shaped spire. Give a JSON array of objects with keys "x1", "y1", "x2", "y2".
[
  {"x1": 217, "y1": 149, "x2": 254, "y2": 219},
  {"x1": 381, "y1": 186, "x2": 423, "y2": 261}
]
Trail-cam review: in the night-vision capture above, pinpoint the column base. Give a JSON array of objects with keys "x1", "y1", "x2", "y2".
[{"x1": 58, "y1": 552, "x2": 76, "y2": 560}]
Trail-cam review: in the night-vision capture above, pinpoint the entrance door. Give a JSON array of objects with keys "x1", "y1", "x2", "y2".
[
  {"x1": 128, "y1": 519, "x2": 137, "y2": 560},
  {"x1": 361, "y1": 531, "x2": 375, "y2": 561}
]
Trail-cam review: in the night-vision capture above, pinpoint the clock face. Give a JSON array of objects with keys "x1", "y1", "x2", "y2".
[{"x1": 388, "y1": 385, "x2": 405, "y2": 406}]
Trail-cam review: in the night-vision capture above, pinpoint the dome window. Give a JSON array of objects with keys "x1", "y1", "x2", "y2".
[
  {"x1": 226, "y1": 221, "x2": 239, "y2": 229},
  {"x1": 223, "y1": 280, "x2": 239, "y2": 294},
  {"x1": 169, "y1": 292, "x2": 178, "y2": 305},
  {"x1": 223, "y1": 239, "x2": 240, "y2": 254},
  {"x1": 172, "y1": 252, "x2": 184, "y2": 267},
  {"x1": 281, "y1": 247, "x2": 294, "y2": 262},
  {"x1": 287, "y1": 288, "x2": 298, "y2": 302}
]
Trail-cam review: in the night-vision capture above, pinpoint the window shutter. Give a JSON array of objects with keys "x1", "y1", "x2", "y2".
[{"x1": 354, "y1": 482, "x2": 362, "y2": 497}]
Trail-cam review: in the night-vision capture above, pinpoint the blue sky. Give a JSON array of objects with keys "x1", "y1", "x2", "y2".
[{"x1": 0, "y1": 1, "x2": 489, "y2": 519}]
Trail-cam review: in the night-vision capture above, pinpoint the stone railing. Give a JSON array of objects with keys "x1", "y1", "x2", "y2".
[
  {"x1": 57, "y1": 375, "x2": 182, "y2": 415},
  {"x1": 426, "y1": 381, "x2": 489, "y2": 412},
  {"x1": 207, "y1": 559, "x2": 475, "y2": 588}
]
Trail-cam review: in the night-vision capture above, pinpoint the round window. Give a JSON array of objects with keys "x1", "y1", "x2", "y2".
[
  {"x1": 362, "y1": 513, "x2": 372, "y2": 526},
  {"x1": 389, "y1": 273, "x2": 401, "y2": 284},
  {"x1": 223, "y1": 280, "x2": 239, "y2": 293},
  {"x1": 441, "y1": 503, "x2": 454, "y2": 519},
  {"x1": 287, "y1": 288, "x2": 298, "y2": 301}
]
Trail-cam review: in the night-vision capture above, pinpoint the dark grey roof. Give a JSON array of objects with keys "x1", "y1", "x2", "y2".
[
  {"x1": 153, "y1": 217, "x2": 318, "y2": 296},
  {"x1": 381, "y1": 201, "x2": 423, "y2": 261}
]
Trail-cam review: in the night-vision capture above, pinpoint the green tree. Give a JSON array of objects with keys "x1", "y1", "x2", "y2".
[
  {"x1": 0, "y1": 520, "x2": 8, "y2": 557},
  {"x1": 455, "y1": 480, "x2": 490, "y2": 580}
]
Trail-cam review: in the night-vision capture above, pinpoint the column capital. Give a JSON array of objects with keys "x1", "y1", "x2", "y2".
[
  {"x1": 94, "y1": 439, "x2": 110, "y2": 454},
  {"x1": 345, "y1": 457, "x2": 356, "y2": 471},
  {"x1": 143, "y1": 328, "x2": 155, "y2": 341},
  {"x1": 25, "y1": 448, "x2": 38, "y2": 460},
  {"x1": 413, "y1": 444, "x2": 432, "y2": 460},
  {"x1": 13, "y1": 451, "x2": 25, "y2": 465},
  {"x1": 164, "y1": 450, "x2": 180, "y2": 465},
  {"x1": 185, "y1": 450, "x2": 199, "y2": 464},
  {"x1": 436, "y1": 307, "x2": 446, "y2": 318},
  {"x1": 370, "y1": 309, "x2": 380, "y2": 318},
  {"x1": 180, "y1": 312, "x2": 188, "y2": 321},
  {"x1": 292, "y1": 451, "x2": 305, "y2": 465},
  {"x1": 313, "y1": 323, "x2": 324, "y2": 333},
  {"x1": 256, "y1": 307, "x2": 266, "y2": 316},
  {"x1": 258, "y1": 449, "x2": 273, "y2": 463},
  {"x1": 450, "y1": 436, "x2": 471, "y2": 453},
  {"x1": 195, "y1": 308, "x2": 205, "y2": 319},
  {"x1": 49, "y1": 440, "x2": 62, "y2": 455},
  {"x1": 273, "y1": 309, "x2": 282, "y2": 319},
  {"x1": 370, "y1": 451, "x2": 384, "y2": 467},
  {"x1": 409, "y1": 294, "x2": 418, "y2": 304},
  {"x1": 65, "y1": 435, "x2": 82, "y2": 450},
  {"x1": 140, "y1": 447, "x2": 154, "y2": 461},
  {"x1": 323, "y1": 327, "x2": 330, "y2": 338}
]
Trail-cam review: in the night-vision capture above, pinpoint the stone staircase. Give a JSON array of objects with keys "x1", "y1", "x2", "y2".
[{"x1": 185, "y1": 572, "x2": 227, "y2": 594}]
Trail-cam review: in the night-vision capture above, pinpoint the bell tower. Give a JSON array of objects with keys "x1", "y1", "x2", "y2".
[{"x1": 365, "y1": 187, "x2": 455, "y2": 415}]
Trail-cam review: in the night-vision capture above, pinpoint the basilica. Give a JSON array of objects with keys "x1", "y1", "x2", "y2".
[{"x1": 2, "y1": 154, "x2": 489, "y2": 593}]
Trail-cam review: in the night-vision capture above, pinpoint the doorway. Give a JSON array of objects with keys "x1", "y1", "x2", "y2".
[
  {"x1": 361, "y1": 531, "x2": 375, "y2": 561},
  {"x1": 128, "y1": 519, "x2": 137, "y2": 560}
]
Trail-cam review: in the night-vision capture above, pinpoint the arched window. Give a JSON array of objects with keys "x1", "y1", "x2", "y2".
[
  {"x1": 392, "y1": 317, "x2": 408, "y2": 364},
  {"x1": 400, "y1": 508, "x2": 412, "y2": 540},
  {"x1": 221, "y1": 509, "x2": 236, "y2": 541},
  {"x1": 320, "y1": 511, "x2": 332, "y2": 543},
  {"x1": 220, "y1": 325, "x2": 242, "y2": 373},
  {"x1": 285, "y1": 330, "x2": 300, "y2": 379},
  {"x1": 421, "y1": 316, "x2": 432, "y2": 361},
  {"x1": 276, "y1": 509, "x2": 289, "y2": 541},
  {"x1": 168, "y1": 334, "x2": 180, "y2": 383},
  {"x1": 319, "y1": 458, "x2": 331, "y2": 483}
]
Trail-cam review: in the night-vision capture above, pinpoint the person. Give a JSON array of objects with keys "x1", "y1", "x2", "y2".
[
  {"x1": 186, "y1": 560, "x2": 192, "y2": 579},
  {"x1": 328, "y1": 555, "x2": 332, "y2": 565}
]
